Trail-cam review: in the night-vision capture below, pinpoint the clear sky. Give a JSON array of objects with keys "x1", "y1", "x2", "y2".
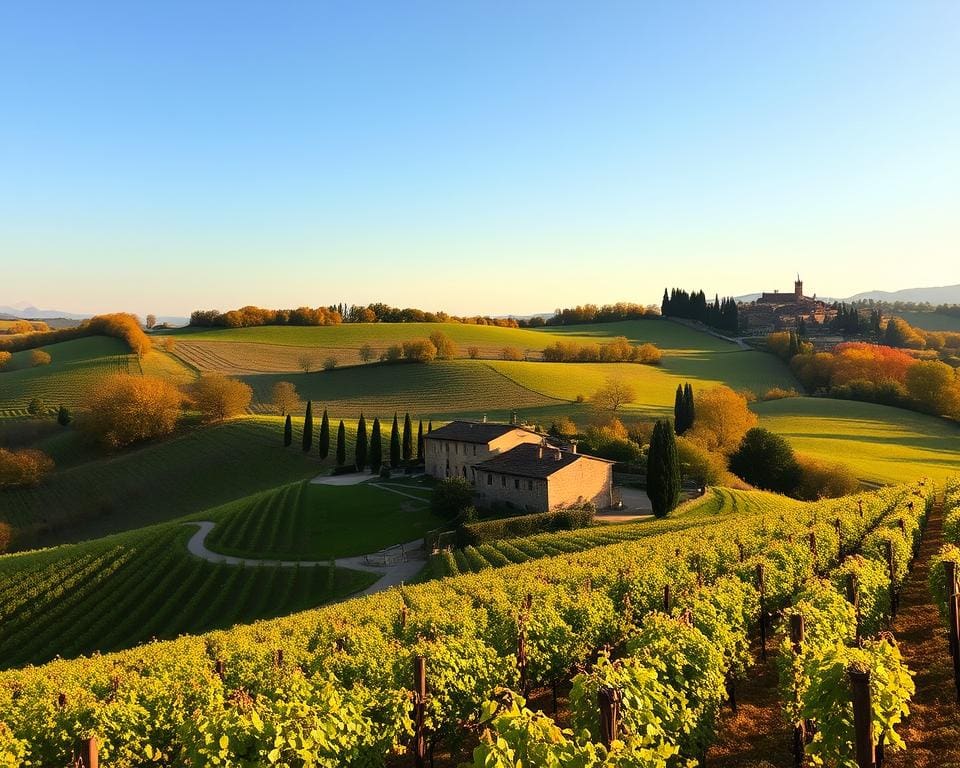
[{"x1": 1, "y1": 1, "x2": 958, "y2": 317}]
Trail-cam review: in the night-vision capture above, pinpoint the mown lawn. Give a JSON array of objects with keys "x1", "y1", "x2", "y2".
[
  {"x1": 754, "y1": 396, "x2": 960, "y2": 485},
  {"x1": 204, "y1": 478, "x2": 442, "y2": 560}
]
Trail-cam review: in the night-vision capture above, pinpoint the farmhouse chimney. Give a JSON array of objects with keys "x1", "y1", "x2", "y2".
[
  {"x1": 538, "y1": 444, "x2": 543, "y2": 459},
  {"x1": 482, "y1": 414, "x2": 487, "y2": 423},
  {"x1": 555, "y1": 449, "x2": 562, "y2": 461},
  {"x1": 570, "y1": 440, "x2": 578, "y2": 454}
]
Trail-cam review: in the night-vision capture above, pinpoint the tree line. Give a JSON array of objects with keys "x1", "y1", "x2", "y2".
[
  {"x1": 536, "y1": 302, "x2": 660, "y2": 327},
  {"x1": 0, "y1": 313, "x2": 151, "y2": 357},
  {"x1": 660, "y1": 289, "x2": 739, "y2": 333},
  {"x1": 283, "y1": 404, "x2": 428, "y2": 474}
]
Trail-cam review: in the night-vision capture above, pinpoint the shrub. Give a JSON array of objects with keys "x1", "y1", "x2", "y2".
[
  {"x1": 358, "y1": 343, "x2": 375, "y2": 363},
  {"x1": 81, "y1": 373, "x2": 182, "y2": 448},
  {"x1": 402, "y1": 339, "x2": 437, "y2": 363},
  {"x1": 467, "y1": 346, "x2": 480, "y2": 359},
  {"x1": 271, "y1": 381, "x2": 299, "y2": 415},
  {"x1": 26, "y1": 398, "x2": 48, "y2": 418},
  {"x1": 633, "y1": 343, "x2": 663, "y2": 365},
  {"x1": 0, "y1": 522, "x2": 11, "y2": 554},
  {"x1": 794, "y1": 454, "x2": 860, "y2": 500},
  {"x1": 432, "y1": 477, "x2": 475, "y2": 520},
  {"x1": 381, "y1": 344, "x2": 404, "y2": 363},
  {"x1": 590, "y1": 378, "x2": 636, "y2": 412},
  {"x1": 0, "y1": 351, "x2": 11, "y2": 369},
  {"x1": 322, "y1": 356, "x2": 338, "y2": 371},
  {"x1": 457, "y1": 504, "x2": 595, "y2": 546},
  {"x1": 30, "y1": 350, "x2": 51, "y2": 367},
  {"x1": 500, "y1": 346, "x2": 523, "y2": 361},
  {"x1": 379, "y1": 465, "x2": 391, "y2": 480},
  {"x1": 161, "y1": 336, "x2": 176, "y2": 353},
  {"x1": 676, "y1": 437, "x2": 728, "y2": 486},
  {"x1": 729, "y1": 427, "x2": 801, "y2": 495},
  {"x1": 189, "y1": 374, "x2": 253, "y2": 421},
  {"x1": 56, "y1": 405, "x2": 71, "y2": 426},
  {"x1": 0, "y1": 447, "x2": 55, "y2": 488},
  {"x1": 429, "y1": 331, "x2": 458, "y2": 360},
  {"x1": 298, "y1": 354, "x2": 315, "y2": 373},
  {"x1": 762, "y1": 387, "x2": 800, "y2": 401}
]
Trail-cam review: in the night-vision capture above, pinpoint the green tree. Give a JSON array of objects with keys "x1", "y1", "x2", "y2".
[
  {"x1": 355, "y1": 413, "x2": 368, "y2": 470},
  {"x1": 283, "y1": 414, "x2": 292, "y2": 447},
  {"x1": 318, "y1": 408, "x2": 330, "y2": 458},
  {"x1": 302, "y1": 400, "x2": 313, "y2": 452},
  {"x1": 416, "y1": 419, "x2": 424, "y2": 462},
  {"x1": 56, "y1": 405, "x2": 71, "y2": 427},
  {"x1": 428, "y1": 420, "x2": 433, "y2": 433},
  {"x1": 402, "y1": 412, "x2": 413, "y2": 462},
  {"x1": 431, "y1": 477, "x2": 474, "y2": 520},
  {"x1": 646, "y1": 420, "x2": 680, "y2": 518},
  {"x1": 673, "y1": 384, "x2": 685, "y2": 435},
  {"x1": 729, "y1": 427, "x2": 802, "y2": 495},
  {"x1": 683, "y1": 382, "x2": 695, "y2": 430},
  {"x1": 390, "y1": 413, "x2": 401, "y2": 468},
  {"x1": 336, "y1": 420, "x2": 346, "y2": 466},
  {"x1": 369, "y1": 417, "x2": 383, "y2": 474}
]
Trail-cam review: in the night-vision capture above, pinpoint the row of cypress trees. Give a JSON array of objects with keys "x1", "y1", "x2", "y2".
[{"x1": 283, "y1": 403, "x2": 431, "y2": 472}]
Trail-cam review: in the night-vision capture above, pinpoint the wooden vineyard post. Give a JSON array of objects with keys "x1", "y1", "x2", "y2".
[
  {"x1": 738, "y1": 541, "x2": 745, "y2": 563},
  {"x1": 858, "y1": 499, "x2": 863, "y2": 518},
  {"x1": 946, "y1": 561, "x2": 960, "y2": 703},
  {"x1": 274, "y1": 649, "x2": 284, "y2": 668},
  {"x1": 214, "y1": 659, "x2": 225, "y2": 681},
  {"x1": 598, "y1": 687, "x2": 622, "y2": 748},
  {"x1": 835, "y1": 518, "x2": 843, "y2": 560},
  {"x1": 400, "y1": 605, "x2": 408, "y2": 630},
  {"x1": 412, "y1": 655, "x2": 428, "y2": 768},
  {"x1": 846, "y1": 573, "x2": 861, "y2": 641},
  {"x1": 790, "y1": 614, "x2": 806, "y2": 768},
  {"x1": 517, "y1": 613, "x2": 528, "y2": 696},
  {"x1": 757, "y1": 563, "x2": 767, "y2": 661},
  {"x1": 808, "y1": 532, "x2": 818, "y2": 574},
  {"x1": 663, "y1": 584, "x2": 672, "y2": 614},
  {"x1": 76, "y1": 737, "x2": 99, "y2": 768},
  {"x1": 849, "y1": 668, "x2": 875, "y2": 768}
]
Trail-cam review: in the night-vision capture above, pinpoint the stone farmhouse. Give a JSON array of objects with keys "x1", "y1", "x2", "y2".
[
  {"x1": 424, "y1": 420, "x2": 614, "y2": 512},
  {"x1": 740, "y1": 276, "x2": 836, "y2": 333}
]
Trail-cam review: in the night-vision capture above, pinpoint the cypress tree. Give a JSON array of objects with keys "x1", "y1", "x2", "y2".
[
  {"x1": 355, "y1": 413, "x2": 368, "y2": 470},
  {"x1": 661, "y1": 288, "x2": 670, "y2": 316},
  {"x1": 336, "y1": 420, "x2": 346, "y2": 466},
  {"x1": 318, "y1": 408, "x2": 330, "y2": 458},
  {"x1": 370, "y1": 417, "x2": 383, "y2": 473},
  {"x1": 390, "y1": 413, "x2": 401, "y2": 468},
  {"x1": 673, "y1": 385, "x2": 685, "y2": 435},
  {"x1": 683, "y1": 383, "x2": 695, "y2": 431},
  {"x1": 57, "y1": 405, "x2": 71, "y2": 426},
  {"x1": 428, "y1": 420, "x2": 433, "y2": 433},
  {"x1": 416, "y1": 420, "x2": 424, "y2": 461},
  {"x1": 646, "y1": 420, "x2": 681, "y2": 518},
  {"x1": 302, "y1": 400, "x2": 313, "y2": 452},
  {"x1": 283, "y1": 414, "x2": 292, "y2": 447},
  {"x1": 402, "y1": 413, "x2": 413, "y2": 462}
]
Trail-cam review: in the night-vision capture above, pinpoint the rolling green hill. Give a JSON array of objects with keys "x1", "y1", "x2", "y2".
[
  {"x1": 0, "y1": 417, "x2": 326, "y2": 549},
  {"x1": 0, "y1": 520, "x2": 376, "y2": 669},
  {"x1": 754, "y1": 396, "x2": 960, "y2": 484},
  {"x1": 894, "y1": 310, "x2": 960, "y2": 332},
  {"x1": 0, "y1": 336, "x2": 134, "y2": 418}
]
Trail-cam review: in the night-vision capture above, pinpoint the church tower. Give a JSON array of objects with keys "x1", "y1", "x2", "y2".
[{"x1": 794, "y1": 275, "x2": 803, "y2": 302}]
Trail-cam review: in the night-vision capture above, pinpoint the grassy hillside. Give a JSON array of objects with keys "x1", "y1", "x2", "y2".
[
  {"x1": 754, "y1": 396, "x2": 960, "y2": 484},
  {"x1": 243, "y1": 360, "x2": 564, "y2": 420},
  {"x1": 0, "y1": 335, "x2": 134, "y2": 417},
  {"x1": 204, "y1": 477, "x2": 442, "y2": 561},
  {"x1": 0, "y1": 416, "x2": 327, "y2": 549},
  {"x1": 894, "y1": 311, "x2": 960, "y2": 332},
  {"x1": 0, "y1": 521, "x2": 376, "y2": 669}
]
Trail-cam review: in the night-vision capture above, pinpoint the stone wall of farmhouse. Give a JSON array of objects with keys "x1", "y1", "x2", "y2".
[
  {"x1": 547, "y1": 459, "x2": 613, "y2": 510},
  {"x1": 424, "y1": 431, "x2": 540, "y2": 480},
  {"x1": 474, "y1": 470, "x2": 549, "y2": 511}
]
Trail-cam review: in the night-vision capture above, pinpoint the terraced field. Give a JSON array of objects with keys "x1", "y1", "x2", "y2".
[
  {"x1": 204, "y1": 478, "x2": 442, "y2": 560},
  {"x1": 0, "y1": 522, "x2": 376, "y2": 669},
  {"x1": 0, "y1": 416, "x2": 328, "y2": 549},
  {"x1": 431, "y1": 487, "x2": 803, "y2": 576},
  {"x1": 754, "y1": 396, "x2": 960, "y2": 484},
  {"x1": 0, "y1": 335, "x2": 134, "y2": 418}
]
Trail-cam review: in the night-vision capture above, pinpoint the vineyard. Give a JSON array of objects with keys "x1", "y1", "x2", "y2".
[
  {"x1": 0, "y1": 522, "x2": 377, "y2": 669},
  {"x1": 203, "y1": 478, "x2": 442, "y2": 561},
  {"x1": 0, "y1": 336, "x2": 133, "y2": 418},
  {"x1": 0, "y1": 481, "x2": 935, "y2": 767},
  {"x1": 0, "y1": 417, "x2": 323, "y2": 548}
]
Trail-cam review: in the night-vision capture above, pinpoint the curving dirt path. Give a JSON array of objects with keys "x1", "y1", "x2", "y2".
[{"x1": 184, "y1": 521, "x2": 427, "y2": 596}]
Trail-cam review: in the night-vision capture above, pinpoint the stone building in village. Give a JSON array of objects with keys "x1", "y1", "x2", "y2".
[
  {"x1": 424, "y1": 420, "x2": 614, "y2": 512},
  {"x1": 740, "y1": 275, "x2": 837, "y2": 333}
]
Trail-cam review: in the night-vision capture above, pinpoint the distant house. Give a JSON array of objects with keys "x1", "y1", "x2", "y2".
[{"x1": 424, "y1": 420, "x2": 614, "y2": 512}]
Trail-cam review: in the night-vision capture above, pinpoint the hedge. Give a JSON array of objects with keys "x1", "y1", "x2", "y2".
[{"x1": 457, "y1": 504, "x2": 595, "y2": 546}]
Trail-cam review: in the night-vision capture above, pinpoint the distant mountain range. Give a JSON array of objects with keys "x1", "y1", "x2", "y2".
[{"x1": 0, "y1": 304, "x2": 189, "y2": 327}]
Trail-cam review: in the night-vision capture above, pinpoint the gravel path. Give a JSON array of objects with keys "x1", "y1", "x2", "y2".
[{"x1": 184, "y1": 521, "x2": 427, "y2": 596}]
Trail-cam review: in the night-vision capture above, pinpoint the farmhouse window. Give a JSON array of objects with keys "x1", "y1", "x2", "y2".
[
  {"x1": 487, "y1": 474, "x2": 492, "y2": 485},
  {"x1": 473, "y1": 445, "x2": 477, "y2": 456},
  {"x1": 501, "y1": 476, "x2": 506, "y2": 487},
  {"x1": 527, "y1": 480, "x2": 533, "y2": 490},
  {"x1": 514, "y1": 478, "x2": 520, "y2": 489}
]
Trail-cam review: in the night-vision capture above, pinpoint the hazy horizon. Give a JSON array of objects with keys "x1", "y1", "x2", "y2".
[{"x1": 2, "y1": 1, "x2": 958, "y2": 316}]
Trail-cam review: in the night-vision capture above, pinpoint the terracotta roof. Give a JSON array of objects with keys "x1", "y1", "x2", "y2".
[
  {"x1": 474, "y1": 443, "x2": 613, "y2": 479},
  {"x1": 425, "y1": 420, "x2": 531, "y2": 445}
]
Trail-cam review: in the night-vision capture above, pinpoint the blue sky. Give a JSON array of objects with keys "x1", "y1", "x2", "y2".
[{"x1": 1, "y1": 1, "x2": 958, "y2": 316}]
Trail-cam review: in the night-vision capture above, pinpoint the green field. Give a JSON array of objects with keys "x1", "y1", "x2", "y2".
[
  {"x1": 0, "y1": 416, "x2": 328, "y2": 549},
  {"x1": 204, "y1": 478, "x2": 442, "y2": 560},
  {"x1": 894, "y1": 311, "x2": 960, "y2": 332},
  {"x1": 0, "y1": 335, "x2": 135, "y2": 417},
  {"x1": 0, "y1": 521, "x2": 376, "y2": 669},
  {"x1": 754, "y1": 396, "x2": 960, "y2": 485}
]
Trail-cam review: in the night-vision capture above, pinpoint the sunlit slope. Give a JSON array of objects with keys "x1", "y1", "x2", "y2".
[{"x1": 754, "y1": 396, "x2": 960, "y2": 485}]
